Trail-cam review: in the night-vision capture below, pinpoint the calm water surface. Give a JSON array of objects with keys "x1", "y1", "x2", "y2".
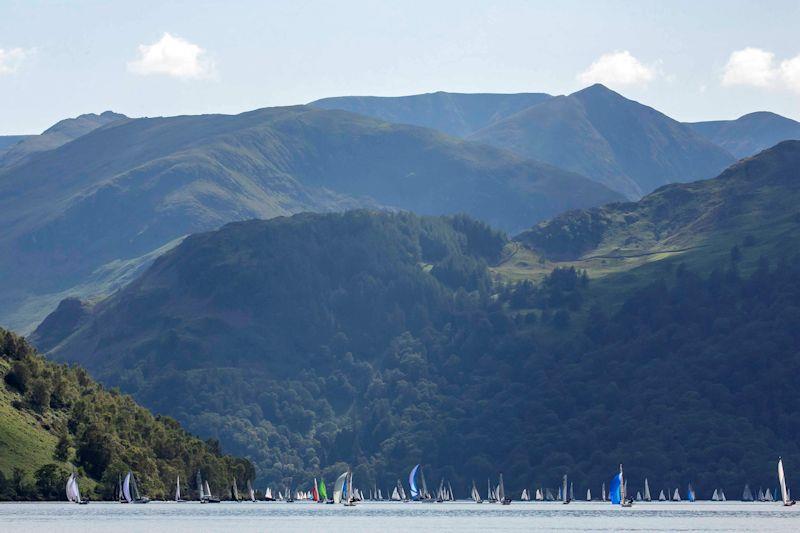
[{"x1": 1, "y1": 501, "x2": 798, "y2": 532}]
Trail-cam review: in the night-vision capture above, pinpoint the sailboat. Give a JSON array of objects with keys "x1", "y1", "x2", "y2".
[
  {"x1": 230, "y1": 477, "x2": 241, "y2": 502},
  {"x1": 687, "y1": 484, "x2": 696, "y2": 502},
  {"x1": 742, "y1": 484, "x2": 753, "y2": 501},
  {"x1": 343, "y1": 471, "x2": 356, "y2": 506},
  {"x1": 204, "y1": 479, "x2": 220, "y2": 503},
  {"x1": 333, "y1": 471, "x2": 348, "y2": 504},
  {"x1": 601, "y1": 482, "x2": 606, "y2": 502},
  {"x1": 408, "y1": 465, "x2": 422, "y2": 501},
  {"x1": 535, "y1": 488, "x2": 543, "y2": 501},
  {"x1": 175, "y1": 475, "x2": 185, "y2": 502},
  {"x1": 658, "y1": 489, "x2": 667, "y2": 501},
  {"x1": 520, "y1": 488, "x2": 529, "y2": 501},
  {"x1": 720, "y1": 490, "x2": 727, "y2": 501},
  {"x1": 711, "y1": 489, "x2": 720, "y2": 501},
  {"x1": 487, "y1": 478, "x2": 496, "y2": 503},
  {"x1": 764, "y1": 487, "x2": 774, "y2": 502},
  {"x1": 419, "y1": 467, "x2": 431, "y2": 501},
  {"x1": 644, "y1": 478, "x2": 651, "y2": 502},
  {"x1": 245, "y1": 479, "x2": 256, "y2": 502},
  {"x1": 672, "y1": 488, "x2": 681, "y2": 501},
  {"x1": 635, "y1": 491, "x2": 642, "y2": 502},
  {"x1": 610, "y1": 464, "x2": 632, "y2": 507},
  {"x1": 66, "y1": 472, "x2": 88, "y2": 504},
  {"x1": 570, "y1": 482, "x2": 574, "y2": 502},
  {"x1": 562, "y1": 475, "x2": 570, "y2": 504},
  {"x1": 586, "y1": 488, "x2": 591, "y2": 501},
  {"x1": 779, "y1": 458, "x2": 796, "y2": 506},
  {"x1": 122, "y1": 471, "x2": 150, "y2": 504},
  {"x1": 264, "y1": 487, "x2": 275, "y2": 502},
  {"x1": 499, "y1": 473, "x2": 510, "y2": 505}
]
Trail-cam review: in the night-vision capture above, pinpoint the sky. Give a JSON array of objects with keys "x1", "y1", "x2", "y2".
[{"x1": 1, "y1": 0, "x2": 799, "y2": 134}]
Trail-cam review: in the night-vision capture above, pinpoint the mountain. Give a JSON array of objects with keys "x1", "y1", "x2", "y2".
[
  {"x1": 33, "y1": 210, "x2": 509, "y2": 487},
  {"x1": 0, "y1": 326, "x2": 251, "y2": 501},
  {"x1": 0, "y1": 136, "x2": 32, "y2": 159},
  {"x1": 0, "y1": 105, "x2": 620, "y2": 333},
  {"x1": 33, "y1": 142, "x2": 800, "y2": 494},
  {"x1": 687, "y1": 112, "x2": 800, "y2": 159},
  {"x1": 311, "y1": 91, "x2": 553, "y2": 137},
  {"x1": 513, "y1": 140, "x2": 800, "y2": 275},
  {"x1": 470, "y1": 84, "x2": 736, "y2": 198},
  {"x1": 0, "y1": 111, "x2": 127, "y2": 168}
]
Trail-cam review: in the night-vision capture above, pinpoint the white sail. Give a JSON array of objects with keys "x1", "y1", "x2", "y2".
[
  {"x1": 644, "y1": 478, "x2": 651, "y2": 501},
  {"x1": 635, "y1": 491, "x2": 642, "y2": 501},
  {"x1": 333, "y1": 471, "x2": 348, "y2": 504},
  {"x1": 711, "y1": 489, "x2": 719, "y2": 501},
  {"x1": 658, "y1": 489, "x2": 666, "y2": 501},
  {"x1": 205, "y1": 480, "x2": 213, "y2": 499},
  {"x1": 266, "y1": 487, "x2": 272, "y2": 499},
  {"x1": 779, "y1": 458, "x2": 790, "y2": 505},
  {"x1": 721, "y1": 490, "x2": 726, "y2": 501},
  {"x1": 672, "y1": 488, "x2": 681, "y2": 501},
  {"x1": 176, "y1": 475, "x2": 181, "y2": 501},
  {"x1": 601, "y1": 482, "x2": 606, "y2": 502},
  {"x1": 535, "y1": 488, "x2": 543, "y2": 500},
  {"x1": 66, "y1": 473, "x2": 77, "y2": 502},
  {"x1": 765, "y1": 487, "x2": 774, "y2": 502},
  {"x1": 586, "y1": 488, "x2": 591, "y2": 501},
  {"x1": 122, "y1": 472, "x2": 133, "y2": 503},
  {"x1": 391, "y1": 487, "x2": 400, "y2": 500}
]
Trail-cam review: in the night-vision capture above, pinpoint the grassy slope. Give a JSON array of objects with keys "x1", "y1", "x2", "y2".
[
  {"x1": 0, "y1": 359, "x2": 68, "y2": 476},
  {"x1": 498, "y1": 141, "x2": 800, "y2": 287}
]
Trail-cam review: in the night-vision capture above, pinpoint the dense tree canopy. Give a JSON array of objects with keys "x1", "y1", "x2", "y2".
[{"x1": 0, "y1": 328, "x2": 252, "y2": 501}]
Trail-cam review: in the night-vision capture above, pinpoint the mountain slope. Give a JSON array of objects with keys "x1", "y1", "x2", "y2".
[
  {"x1": 0, "y1": 136, "x2": 31, "y2": 159},
  {"x1": 0, "y1": 105, "x2": 620, "y2": 333},
  {"x1": 0, "y1": 326, "x2": 251, "y2": 500},
  {"x1": 33, "y1": 210, "x2": 509, "y2": 487},
  {"x1": 512, "y1": 141, "x2": 800, "y2": 276},
  {"x1": 311, "y1": 91, "x2": 553, "y2": 137},
  {"x1": 33, "y1": 168, "x2": 800, "y2": 496},
  {"x1": 0, "y1": 111, "x2": 126, "y2": 168},
  {"x1": 687, "y1": 111, "x2": 800, "y2": 159},
  {"x1": 470, "y1": 84, "x2": 735, "y2": 198}
]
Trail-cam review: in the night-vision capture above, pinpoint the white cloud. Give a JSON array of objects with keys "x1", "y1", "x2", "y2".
[
  {"x1": 578, "y1": 51, "x2": 657, "y2": 87},
  {"x1": 721, "y1": 47, "x2": 800, "y2": 93},
  {"x1": 128, "y1": 33, "x2": 214, "y2": 80},
  {"x1": 780, "y1": 54, "x2": 800, "y2": 93},
  {"x1": 721, "y1": 47, "x2": 778, "y2": 88},
  {"x1": 0, "y1": 47, "x2": 28, "y2": 75}
]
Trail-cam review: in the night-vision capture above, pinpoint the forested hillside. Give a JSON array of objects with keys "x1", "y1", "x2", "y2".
[
  {"x1": 34, "y1": 182, "x2": 800, "y2": 498},
  {"x1": 0, "y1": 327, "x2": 251, "y2": 500}
]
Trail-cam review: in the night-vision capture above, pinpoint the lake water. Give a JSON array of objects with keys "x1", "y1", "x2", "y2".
[{"x1": 1, "y1": 501, "x2": 798, "y2": 532}]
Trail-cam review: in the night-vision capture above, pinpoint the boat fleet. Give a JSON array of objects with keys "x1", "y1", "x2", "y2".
[{"x1": 64, "y1": 459, "x2": 798, "y2": 507}]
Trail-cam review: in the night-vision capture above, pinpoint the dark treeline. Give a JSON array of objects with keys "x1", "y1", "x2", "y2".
[{"x1": 0, "y1": 328, "x2": 252, "y2": 501}]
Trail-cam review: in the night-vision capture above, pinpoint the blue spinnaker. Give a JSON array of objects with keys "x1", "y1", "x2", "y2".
[
  {"x1": 409, "y1": 464, "x2": 420, "y2": 500},
  {"x1": 609, "y1": 473, "x2": 622, "y2": 504}
]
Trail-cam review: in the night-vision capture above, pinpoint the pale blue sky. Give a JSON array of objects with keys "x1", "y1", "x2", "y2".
[{"x1": 1, "y1": 0, "x2": 799, "y2": 134}]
